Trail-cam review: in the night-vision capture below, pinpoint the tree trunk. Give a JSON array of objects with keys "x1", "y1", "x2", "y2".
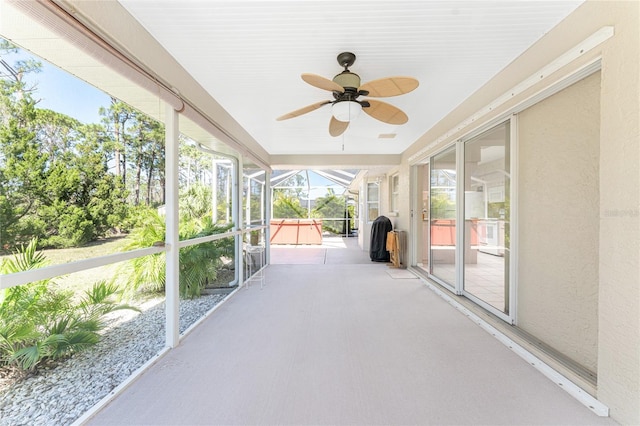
[
  {"x1": 134, "y1": 158, "x2": 142, "y2": 206},
  {"x1": 113, "y1": 113, "x2": 122, "y2": 179},
  {"x1": 160, "y1": 177, "x2": 166, "y2": 205},
  {"x1": 146, "y1": 151, "x2": 155, "y2": 206}
]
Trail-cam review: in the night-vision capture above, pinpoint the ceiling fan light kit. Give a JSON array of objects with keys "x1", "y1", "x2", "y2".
[
  {"x1": 277, "y1": 52, "x2": 418, "y2": 137},
  {"x1": 332, "y1": 101, "x2": 362, "y2": 122}
]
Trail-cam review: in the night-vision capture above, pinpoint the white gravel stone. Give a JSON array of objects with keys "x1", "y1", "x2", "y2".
[{"x1": 0, "y1": 293, "x2": 227, "y2": 426}]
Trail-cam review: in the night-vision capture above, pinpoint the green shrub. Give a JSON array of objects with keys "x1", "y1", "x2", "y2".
[
  {"x1": 0, "y1": 239, "x2": 139, "y2": 371},
  {"x1": 123, "y1": 211, "x2": 234, "y2": 298}
]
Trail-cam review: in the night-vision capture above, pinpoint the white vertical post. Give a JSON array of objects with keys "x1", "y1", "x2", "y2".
[
  {"x1": 260, "y1": 179, "x2": 265, "y2": 231},
  {"x1": 212, "y1": 158, "x2": 218, "y2": 223},
  {"x1": 306, "y1": 170, "x2": 311, "y2": 218},
  {"x1": 165, "y1": 104, "x2": 180, "y2": 348},
  {"x1": 508, "y1": 114, "x2": 518, "y2": 325},
  {"x1": 235, "y1": 156, "x2": 244, "y2": 286},
  {"x1": 270, "y1": 187, "x2": 274, "y2": 219},
  {"x1": 265, "y1": 170, "x2": 271, "y2": 264},
  {"x1": 245, "y1": 177, "x2": 251, "y2": 228},
  {"x1": 226, "y1": 167, "x2": 231, "y2": 223},
  {"x1": 455, "y1": 140, "x2": 464, "y2": 295}
]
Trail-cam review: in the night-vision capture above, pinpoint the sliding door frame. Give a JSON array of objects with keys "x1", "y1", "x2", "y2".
[{"x1": 410, "y1": 116, "x2": 518, "y2": 324}]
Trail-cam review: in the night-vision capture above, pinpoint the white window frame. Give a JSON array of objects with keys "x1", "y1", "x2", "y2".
[
  {"x1": 390, "y1": 174, "x2": 400, "y2": 214},
  {"x1": 366, "y1": 181, "x2": 380, "y2": 223}
]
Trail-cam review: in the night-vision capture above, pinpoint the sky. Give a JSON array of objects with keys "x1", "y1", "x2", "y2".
[
  {"x1": 2, "y1": 43, "x2": 111, "y2": 125},
  {"x1": 30, "y1": 61, "x2": 112, "y2": 125}
]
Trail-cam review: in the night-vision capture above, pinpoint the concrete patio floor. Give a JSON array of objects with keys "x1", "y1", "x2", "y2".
[{"x1": 86, "y1": 237, "x2": 615, "y2": 425}]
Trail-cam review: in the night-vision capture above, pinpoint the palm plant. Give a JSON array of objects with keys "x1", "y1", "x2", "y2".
[
  {"x1": 179, "y1": 216, "x2": 234, "y2": 298},
  {"x1": 0, "y1": 239, "x2": 139, "y2": 371},
  {"x1": 124, "y1": 210, "x2": 167, "y2": 294},
  {"x1": 123, "y1": 210, "x2": 234, "y2": 298}
]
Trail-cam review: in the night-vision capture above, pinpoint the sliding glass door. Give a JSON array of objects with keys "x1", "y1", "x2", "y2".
[
  {"x1": 414, "y1": 119, "x2": 513, "y2": 321},
  {"x1": 463, "y1": 122, "x2": 511, "y2": 315},
  {"x1": 429, "y1": 147, "x2": 457, "y2": 288}
]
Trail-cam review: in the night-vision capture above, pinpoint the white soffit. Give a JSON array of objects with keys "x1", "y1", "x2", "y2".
[{"x1": 118, "y1": 1, "x2": 584, "y2": 157}]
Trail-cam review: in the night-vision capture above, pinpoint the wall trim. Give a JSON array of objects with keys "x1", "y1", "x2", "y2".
[{"x1": 414, "y1": 272, "x2": 610, "y2": 417}]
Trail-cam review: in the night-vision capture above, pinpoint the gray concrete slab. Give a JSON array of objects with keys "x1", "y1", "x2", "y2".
[{"x1": 87, "y1": 261, "x2": 615, "y2": 426}]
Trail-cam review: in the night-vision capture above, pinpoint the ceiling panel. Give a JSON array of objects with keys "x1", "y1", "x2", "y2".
[{"x1": 117, "y1": 1, "x2": 583, "y2": 157}]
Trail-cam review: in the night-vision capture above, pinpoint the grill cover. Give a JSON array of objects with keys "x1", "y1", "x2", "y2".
[{"x1": 370, "y1": 215, "x2": 392, "y2": 262}]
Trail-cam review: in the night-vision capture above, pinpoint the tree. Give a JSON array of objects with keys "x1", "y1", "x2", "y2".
[
  {"x1": 312, "y1": 189, "x2": 348, "y2": 234},
  {"x1": 100, "y1": 99, "x2": 166, "y2": 207},
  {"x1": 0, "y1": 44, "x2": 46, "y2": 248},
  {"x1": 1, "y1": 45, "x2": 130, "y2": 248},
  {"x1": 272, "y1": 192, "x2": 306, "y2": 219},
  {"x1": 129, "y1": 113, "x2": 164, "y2": 206},
  {"x1": 100, "y1": 98, "x2": 137, "y2": 188}
]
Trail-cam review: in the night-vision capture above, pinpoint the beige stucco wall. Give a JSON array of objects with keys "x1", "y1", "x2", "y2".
[
  {"x1": 394, "y1": 163, "x2": 412, "y2": 245},
  {"x1": 517, "y1": 71, "x2": 601, "y2": 372},
  {"x1": 594, "y1": 2, "x2": 640, "y2": 423},
  {"x1": 401, "y1": 2, "x2": 639, "y2": 423}
]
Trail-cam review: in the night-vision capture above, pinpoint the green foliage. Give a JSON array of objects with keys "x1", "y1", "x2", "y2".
[
  {"x1": 0, "y1": 88, "x2": 131, "y2": 249},
  {"x1": 123, "y1": 209, "x2": 234, "y2": 298},
  {"x1": 1, "y1": 47, "x2": 173, "y2": 250},
  {"x1": 180, "y1": 183, "x2": 213, "y2": 219},
  {"x1": 430, "y1": 191, "x2": 456, "y2": 219},
  {"x1": 272, "y1": 192, "x2": 306, "y2": 219},
  {"x1": 179, "y1": 216, "x2": 234, "y2": 298},
  {"x1": 312, "y1": 190, "x2": 349, "y2": 235},
  {"x1": 0, "y1": 240, "x2": 138, "y2": 371},
  {"x1": 123, "y1": 210, "x2": 167, "y2": 294}
]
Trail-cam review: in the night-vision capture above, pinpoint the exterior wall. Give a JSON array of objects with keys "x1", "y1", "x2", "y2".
[
  {"x1": 402, "y1": 2, "x2": 640, "y2": 423},
  {"x1": 596, "y1": 2, "x2": 640, "y2": 421},
  {"x1": 517, "y1": 71, "x2": 600, "y2": 372},
  {"x1": 396, "y1": 163, "x2": 412, "y2": 235},
  {"x1": 360, "y1": 173, "x2": 392, "y2": 253}
]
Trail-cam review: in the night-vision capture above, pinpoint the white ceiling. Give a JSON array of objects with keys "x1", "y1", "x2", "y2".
[{"x1": 116, "y1": 1, "x2": 582, "y2": 158}]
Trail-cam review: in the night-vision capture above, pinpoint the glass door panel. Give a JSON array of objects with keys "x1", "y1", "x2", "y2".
[
  {"x1": 430, "y1": 147, "x2": 457, "y2": 287},
  {"x1": 415, "y1": 164, "x2": 430, "y2": 274},
  {"x1": 463, "y1": 122, "x2": 510, "y2": 314}
]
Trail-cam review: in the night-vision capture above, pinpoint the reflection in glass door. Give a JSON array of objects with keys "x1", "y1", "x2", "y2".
[
  {"x1": 463, "y1": 122, "x2": 510, "y2": 314},
  {"x1": 430, "y1": 147, "x2": 457, "y2": 287}
]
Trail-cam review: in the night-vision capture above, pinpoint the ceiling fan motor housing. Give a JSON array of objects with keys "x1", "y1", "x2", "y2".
[{"x1": 333, "y1": 71, "x2": 360, "y2": 90}]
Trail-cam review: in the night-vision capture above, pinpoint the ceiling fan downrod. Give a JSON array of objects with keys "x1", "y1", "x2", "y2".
[{"x1": 336, "y1": 52, "x2": 356, "y2": 70}]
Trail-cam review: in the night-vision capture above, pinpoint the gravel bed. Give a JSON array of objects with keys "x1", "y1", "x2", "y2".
[{"x1": 0, "y1": 292, "x2": 229, "y2": 426}]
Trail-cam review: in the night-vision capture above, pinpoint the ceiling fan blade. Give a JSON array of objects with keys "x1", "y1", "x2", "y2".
[
  {"x1": 301, "y1": 73, "x2": 344, "y2": 92},
  {"x1": 359, "y1": 77, "x2": 419, "y2": 97},
  {"x1": 329, "y1": 116, "x2": 349, "y2": 137},
  {"x1": 276, "y1": 100, "x2": 331, "y2": 121},
  {"x1": 363, "y1": 99, "x2": 408, "y2": 125}
]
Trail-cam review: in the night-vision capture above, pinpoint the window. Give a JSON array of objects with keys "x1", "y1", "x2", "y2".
[
  {"x1": 390, "y1": 174, "x2": 399, "y2": 214},
  {"x1": 367, "y1": 182, "x2": 379, "y2": 222}
]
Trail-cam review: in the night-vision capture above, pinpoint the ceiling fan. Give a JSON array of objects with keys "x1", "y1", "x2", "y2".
[{"x1": 276, "y1": 52, "x2": 419, "y2": 137}]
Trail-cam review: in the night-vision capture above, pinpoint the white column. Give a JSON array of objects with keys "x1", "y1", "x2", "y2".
[
  {"x1": 455, "y1": 140, "x2": 464, "y2": 295},
  {"x1": 212, "y1": 158, "x2": 218, "y2": 223},
  {"x1": 265, "y1": 170, "x2": 271, "y2": 264},
  {"x1": 165, "y1": 104, "x2": 180, "y2": 348},
  {"x1": 245, "y1": 177, "x2": 251, "y2": 227},
  {"x1": 235, "y1": 156, "x2": 243, "y2": 286},
  {"x1": 226, "y1": 167, "x2": 231, "y2": 223}
]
